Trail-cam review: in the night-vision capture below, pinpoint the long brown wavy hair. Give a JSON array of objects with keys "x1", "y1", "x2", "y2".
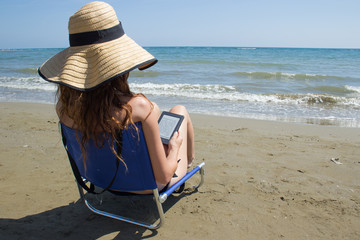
[{"x1": 57, "y1": 73, "x2": 136, "y2": 169}]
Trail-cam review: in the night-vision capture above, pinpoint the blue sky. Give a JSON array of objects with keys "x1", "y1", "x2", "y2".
[{"x1": 1, "y1": 0, "x2": 359, "y2": 49}]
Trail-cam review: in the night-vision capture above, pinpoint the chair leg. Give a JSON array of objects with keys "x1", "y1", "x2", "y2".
[{"x1": 194, "y1": 162, "x2": 205, "y2": 189}]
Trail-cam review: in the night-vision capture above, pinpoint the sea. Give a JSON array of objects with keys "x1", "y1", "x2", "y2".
[{"x1": 1, "y1": 47, "x2": 360, "y2": 127}]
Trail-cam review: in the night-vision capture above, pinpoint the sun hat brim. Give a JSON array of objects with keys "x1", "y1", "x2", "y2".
[{"x1": 39, "y1": 34, "x2": 157, "y2": 91}]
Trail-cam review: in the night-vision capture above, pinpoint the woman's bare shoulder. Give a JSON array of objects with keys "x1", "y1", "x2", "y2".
[{"x1": 129, "y1": 95, "x2": 153, "y2": 122}]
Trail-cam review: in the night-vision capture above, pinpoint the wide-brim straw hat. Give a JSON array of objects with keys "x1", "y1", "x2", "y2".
[{"x1": 38, "y1": 1, "x2": 157, "y2": 91}]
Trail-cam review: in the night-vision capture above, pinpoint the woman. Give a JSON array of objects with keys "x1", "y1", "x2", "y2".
[{"x1": 39, "y1": 1, "x2": 195, "y2": 192}]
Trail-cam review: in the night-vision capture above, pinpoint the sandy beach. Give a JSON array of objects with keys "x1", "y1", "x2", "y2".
[{"x1": 0, "y1": 102, "x2": 359, "y2": 240}]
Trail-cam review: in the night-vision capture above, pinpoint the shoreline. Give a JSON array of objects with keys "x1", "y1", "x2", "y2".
[
  {"x1": 1, "y1": 100, "x2": 359, "y2": 129},
  {"x1": 1, "y1": 102, "x2": 359, "y2": 239}
]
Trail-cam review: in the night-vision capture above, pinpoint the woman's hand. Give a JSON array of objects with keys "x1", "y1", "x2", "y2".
[{"x1": 168, "y1": 131, "x2": 183, "y2": 154}]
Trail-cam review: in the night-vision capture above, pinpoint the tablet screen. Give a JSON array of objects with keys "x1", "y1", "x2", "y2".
[{"x1": 158, "y1": 112, "x2": 184, "y2": 144}]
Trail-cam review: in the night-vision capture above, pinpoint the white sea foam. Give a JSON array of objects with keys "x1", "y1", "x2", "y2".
[
  {"x1": 232, "y1": 71, "x2": 343, "y2": 81},
  {"x1": 130, "y1": 82, "x2": 360, "y2": 107},
  {"x1": 345, "y1": 85, "x2": 360, "y2": 93},
  {"x1": 0, "y1": 76, "x2": 56, "y2": 91}
]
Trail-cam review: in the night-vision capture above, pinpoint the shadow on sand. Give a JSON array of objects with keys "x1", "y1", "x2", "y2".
[{"x1": 0, "y1": 189, "x2": 198, "y2": 239}]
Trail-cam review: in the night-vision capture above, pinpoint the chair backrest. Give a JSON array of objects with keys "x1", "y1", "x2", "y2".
[{"x1": 60, "y1": 122, "x2": 158, "y2": 192}]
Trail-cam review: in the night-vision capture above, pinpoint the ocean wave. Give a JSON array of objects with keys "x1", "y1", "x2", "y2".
[
  {"x1": 165, "y1": 59, "x2": 287, "y2": 68},
  {"x1": 303, "y1": 85, "x2": 360, "y2": 95},
  {"x1": 0, "y1": 76, "x2": 56, "y2": 91},
  {"x1": 131, "y1": 82, "x2": 235, "y2": 94},
  {"x1": 130, "y1": 70, "x2": 171, "y2": 77},
  {"x1": 345, "y1": 85, "x2": 360, "y2": 93},
  {"x1": 232, "y1": 71, "x2": 347, "y2": 81},
  {"x1": 274, "y1": 93, "x2": 359, "y2": 106},
  {"x1": 0, "y1": 49, "x2": 21, "y2": 52},
  {"x1": 130, "y1": 82, "x2": 360, "y2": 107},
  {"x1": 15, "y1": 67, "x2": 38, "y2": 75},
  {"x1": 169, "y1": 60, "x2": 224, "y2": 64},
  {"x1": 237, "y1": 62, "x2": 289, "y2": 67},
  {"x1": 237, "y1": 47, "x2": 257, "y2": 50}
]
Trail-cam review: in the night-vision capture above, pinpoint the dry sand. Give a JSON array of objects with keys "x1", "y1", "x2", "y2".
[{"x1": 0, "y1": 102, "x2": 359, "y2": 240}]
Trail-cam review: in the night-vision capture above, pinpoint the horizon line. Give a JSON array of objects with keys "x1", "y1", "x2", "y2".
[{"x1": 1, "y1": 46, "x2": 360, "y2": 50}]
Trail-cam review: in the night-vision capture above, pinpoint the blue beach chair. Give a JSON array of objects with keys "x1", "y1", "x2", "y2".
[{"x1": 60, "y1": 122, "x2": 205, "y2": 229}]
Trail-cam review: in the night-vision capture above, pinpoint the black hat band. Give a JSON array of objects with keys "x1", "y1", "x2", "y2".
[{"x1": 69, "y1": 22, "x2": 125, "y2": 47}]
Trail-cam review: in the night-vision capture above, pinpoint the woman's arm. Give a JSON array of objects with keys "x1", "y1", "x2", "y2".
[{"x1": 130, "y1": 96, "x2": 182, "y2": 185}]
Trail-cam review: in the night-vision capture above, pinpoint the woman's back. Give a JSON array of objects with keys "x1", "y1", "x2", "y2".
[{"x1": 61, "y1": 121, "x2": 158, "y2": 192}]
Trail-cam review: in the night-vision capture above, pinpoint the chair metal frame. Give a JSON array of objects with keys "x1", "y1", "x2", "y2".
[{"x1": 76, "y1": 162, "x2": 205, "y2": 229}]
